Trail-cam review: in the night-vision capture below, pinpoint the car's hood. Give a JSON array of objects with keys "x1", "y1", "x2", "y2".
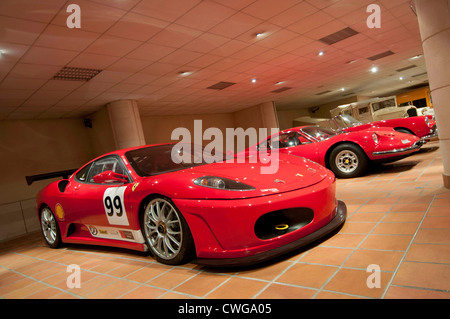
[{"x1": 139, "y1": 153, "x2": 333, "y2": 200}]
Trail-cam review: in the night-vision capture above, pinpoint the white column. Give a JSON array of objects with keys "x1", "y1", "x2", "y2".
[
  {"x1": 106, "y1": 100, "x2": 146, "y2": 150},
  {"x1": 414, "y1": 0, "x2": 450, "y2": 188}
]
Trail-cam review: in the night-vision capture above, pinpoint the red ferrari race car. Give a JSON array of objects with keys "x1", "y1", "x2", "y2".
[
  {"x1": 37, "y1": 143, "x2": 346, "y2": 267},
  {"x1": 327, "y1": 114, "x2": 437, "y2": 140},
  {"x1": 244, "y1": 126, "x2": 424, "y2": 178}
]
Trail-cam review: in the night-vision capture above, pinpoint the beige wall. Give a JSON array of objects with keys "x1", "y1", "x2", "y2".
[
  {"x1": 277, "y1": 108, "x2": 311, "y2": 130},
  {"x1": 0, "y1": 119, "x2": 95, "y2": 240},
  {"x1": 87, "y1": 106, "x2": 116, "y2": 157},
  {"x1": 141, "y1": 113, "x2": 235, "y2": 145},
  {"x1": 0, "y1": 119, "x2": 95, "y2": 204}
]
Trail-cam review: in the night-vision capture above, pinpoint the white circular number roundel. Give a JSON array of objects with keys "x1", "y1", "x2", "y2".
[{"x1": 103, "y1": 186, "x2": 129, "y2": 226}]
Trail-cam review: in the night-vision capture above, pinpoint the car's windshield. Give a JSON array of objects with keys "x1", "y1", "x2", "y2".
[
  {"x1": 125, "y1": 144, "x2": 226, "y2": 176},
  {"x1": 301, "y1": 126, "x2": 336, "y2": 141},
  {"x1": 335, "y1": 114, "x2": 362, "y2": 128}
]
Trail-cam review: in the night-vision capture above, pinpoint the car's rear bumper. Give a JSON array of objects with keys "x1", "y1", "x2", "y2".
[{"x1": 195, "y1": 200, "x2": 347, "y2": 267}]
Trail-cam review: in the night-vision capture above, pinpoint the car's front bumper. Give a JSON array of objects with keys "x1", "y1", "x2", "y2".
[
  {"x1": 372, "y1": 140, "x2": 422, "y2": 156},
  {"x1": 421, "y1": 125, "x2": 439, "y2": 142},
  {"x1": 174, "y1": 175, "x2": 346, "y2": 267},
  {"x1": 196, "y1": 200, "x2": 347, "y2": 267}
]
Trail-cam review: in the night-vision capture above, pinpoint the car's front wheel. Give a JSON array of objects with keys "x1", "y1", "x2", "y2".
[
  {"x1": 329, "y1": 143, "x2": 368, "y2": 178},
  {"x1": 40, "y1": 206, "x2": 62, "y2": 248},
  {"x1": 141, "y1": 197, "x2": 195, "y2": 265}
]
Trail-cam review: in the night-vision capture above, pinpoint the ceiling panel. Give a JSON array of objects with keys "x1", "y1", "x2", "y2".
[{"x1": 0, "y1": 0, "x2": 428, "y2": 119}]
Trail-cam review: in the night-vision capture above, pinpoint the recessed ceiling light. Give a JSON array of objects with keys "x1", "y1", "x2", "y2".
[
  {"x1": 256, "y1": 32, "x2": 264, "y2": 38},
  {"x1": 370, "y1": 66, "x2": 379, "y2": 73},
  {"x1": 275, "y1": 81, "x2": 284, "y2": 85},
  {"x1": 340, "y1": 88, "x2": 345, "y2": 91},
  {"x1": 318, "y1": 51, "x2": 325, "y2": 56},
  {"x1": 399, "y1": 76, "x2": 404, "y2": 80},
  {"x1": 251, "y1": 78, "x2": 257, "y2": 83},
  {"x1": 408, "y1": 54, "x2": 423, "y2": 61}
]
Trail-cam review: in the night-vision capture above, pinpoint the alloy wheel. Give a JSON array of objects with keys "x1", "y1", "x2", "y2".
[{"x1": 143, "y1": 198, "x2": 183, "y2": 261}]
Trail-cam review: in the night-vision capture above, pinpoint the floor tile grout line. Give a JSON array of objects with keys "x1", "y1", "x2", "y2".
[
  {"x1": 253, "y1": 194, "x2": 391, "y2": 300},
  {"x1": 310, "y1": 195, "x2": 402, "y2": 299},
  {"x1": 202, "y1": 274, "x2": 235, "y2": 298},
  {"x1": 380, "y1": 195, "x2": 437, "y2": 299},
  {"x1": 414, "y1": 154, "x2": 438, "y2": 183},
  {"x1": 250, "y1": 259, "x2": 312, "y2": 299},
  {"x1": 3, "y1": 250, "x2": 182, "y2": 299},
  {"x1": 0, "y1": 264, "x2": 85, "y2": 299},
  {"x1": 6, "y1": 246, "x2": 246, "y2": 299},
  {"x1": 156, "y1": 269, "x2": 209, "y2": 299},
  {"x1": 389, "y1": 283, "x2": 450, "y2": 294}
]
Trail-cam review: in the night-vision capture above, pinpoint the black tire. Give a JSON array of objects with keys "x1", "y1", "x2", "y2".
[
  {"x1": 329, "y1": 143, "x2": 368, "y2": 178},
  {"x1": 141, "y1": 197, "x2": 195, "y2": 265},
  {"x1": 39, "y1": 205, "x2": 62, "y2": 249}
]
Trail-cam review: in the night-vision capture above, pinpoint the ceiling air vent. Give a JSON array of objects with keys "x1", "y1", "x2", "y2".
[
  {"x1": 316, "y1": 90, "x2": 331, "y2": 95},
  {"x1": 271, "y1": 87, "x2": 292, "y2": 93},
  {"x1": 367, "y1": 50, "x2": 395, "y2": 61},
  {"x1": 318, "y1": 27, "x2": 359, "y2": 45},
  {"x1": 207, "y1": 81, "x2": 236, "y2": 90},
  {"x1": 53, "y1": 67, "x2": 102, "y2": 81},
  {"x1": 412, "y1": 72, "x2": 427, "y2": 77},
  {"x1": 396, "y1": 65, "x2": 417, "y2": 72}
]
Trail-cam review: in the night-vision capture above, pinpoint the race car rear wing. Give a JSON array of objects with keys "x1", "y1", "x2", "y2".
[{"x1": 26, "y1": 169, "x2": 77, "y2": 186}]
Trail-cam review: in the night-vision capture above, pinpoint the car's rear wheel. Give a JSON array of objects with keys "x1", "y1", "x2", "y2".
[
  {"x1": 329, "y1": 143, "x2": 368, "y2": 178},
  {"x1": 141, "y1": 197, "x2": 195, "y2": 265},
  {"x1": 40, "y1": 206, "x2": 62, "y2": 248}
]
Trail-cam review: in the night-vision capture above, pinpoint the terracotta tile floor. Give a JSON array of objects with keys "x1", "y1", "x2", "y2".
[{"x1": 1, "y1": 140, "x2": 449, "y2": 299}]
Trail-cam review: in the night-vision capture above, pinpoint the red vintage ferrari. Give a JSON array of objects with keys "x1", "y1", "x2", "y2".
[
  {"x1": 37, "y1": 143, "x2": 346, "y2": 267},
  {"x1": 244, "y1": 126, "x2": 424, "y2": 178},
  {"x1": 327, "y1": 114, "x2": 437, "y2": 140}
]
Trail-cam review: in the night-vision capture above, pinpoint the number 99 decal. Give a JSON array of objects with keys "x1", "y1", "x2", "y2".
[{"x1": 103, "y1": 186, "x2": 129, "y2": 226}]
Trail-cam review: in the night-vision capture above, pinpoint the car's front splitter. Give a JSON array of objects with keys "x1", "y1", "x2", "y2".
[{"x1": 195, "y1": 200, "x2": 347, "y2": 267}]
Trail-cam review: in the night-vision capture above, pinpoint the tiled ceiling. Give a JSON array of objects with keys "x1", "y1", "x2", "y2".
[{"x1": 0, "y1": 0, "x2": 428, "y2": 120}]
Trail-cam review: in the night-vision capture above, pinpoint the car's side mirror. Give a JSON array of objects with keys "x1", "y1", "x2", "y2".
[{"x1": 93, "y1": 170, "x2": 128, "y2": 184}]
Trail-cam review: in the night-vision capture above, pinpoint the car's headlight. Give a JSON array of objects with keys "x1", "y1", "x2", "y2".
[
  {"x1": 372, "y1": 133, "x2": 379, "y2": 144},
  {"x1": 194, "y1": 176, "x2": 255, "y2": 191}
]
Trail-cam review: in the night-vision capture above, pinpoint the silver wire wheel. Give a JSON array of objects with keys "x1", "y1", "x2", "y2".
[
  {"x1": 40, "y1": 206, "x2": 61, "y2": 248},
  {"x1": 143, "y1": 197, "x2": 193, "y2": 264},
  {"x1": 335, "y1": 149, "x2": 359, "y2": 174}
]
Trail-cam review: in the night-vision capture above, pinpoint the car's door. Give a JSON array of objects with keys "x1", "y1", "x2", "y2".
[{"x1": 72, "y1": 155, "x2": 133, "y2": 228}]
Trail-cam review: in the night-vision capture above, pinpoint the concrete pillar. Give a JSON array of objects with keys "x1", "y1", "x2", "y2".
[
  {"x1": 259, "y1": 101, "x2": 279, "y2": 130},
  {"x1": 414, "y1": 0, "x2": 450, "y2": 188},
  {"x1": 106, "y1": 100, "x2": 146, "y2": 150}
]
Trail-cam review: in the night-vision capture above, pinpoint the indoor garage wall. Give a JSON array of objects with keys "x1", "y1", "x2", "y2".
[
  {"x1": 141, "y1": 112, "x2": 235, "y2": 153},
  {"x1": 0, "y1": 119, "x2": 95, "y2": 241}
]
